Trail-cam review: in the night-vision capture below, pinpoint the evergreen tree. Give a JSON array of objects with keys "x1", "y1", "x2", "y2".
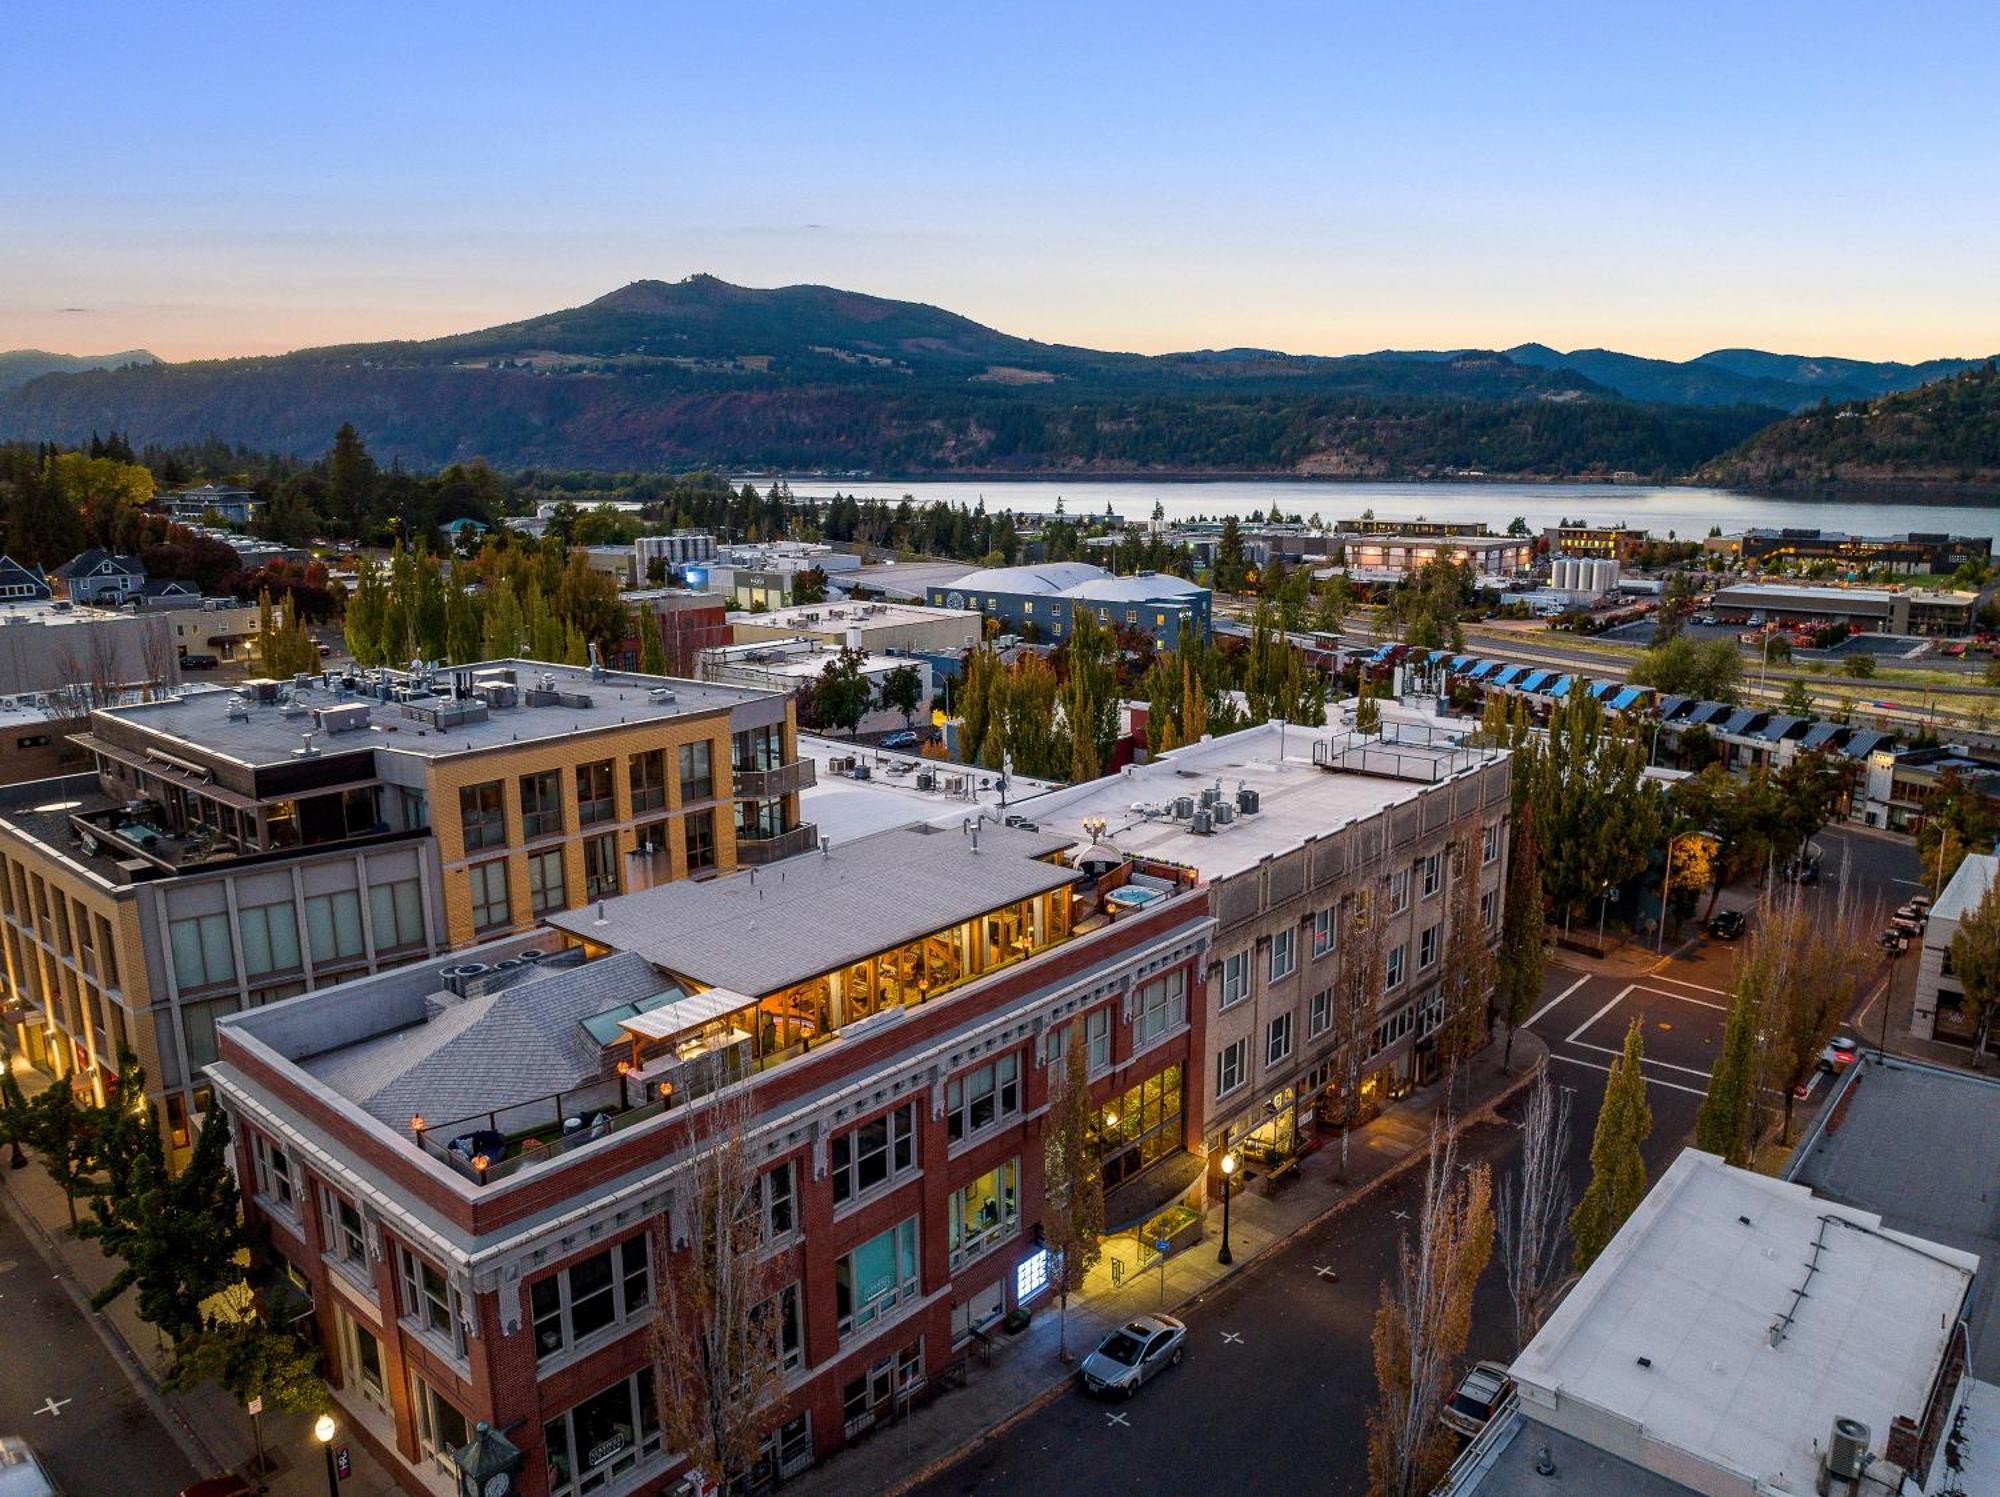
[
  {"x1": 1695, "y1": 977, "x2": 1761, "y2": 1167},
  {"x1": 1354, "y1": 676, "x2": 1382, "y2": 736},
  {"x1": 327, "y1": 422, "x2": 377, "y2": 536},
  {"x1": 1214, "y1": 514, "x2": 1247, "y2": 593},
  {"x1": 638, "y1": 616, "x2": 668, "y2": 676},
  {"x1": 444, "y1": 574, "x2": 484, "y2": 664},
  {"x1": 1568, "y1": 1019, "x2": 1652, "y2": 1273},
  {"x1": 1495, "y1": 809, "x2": 1546, "y2": 1071},
  {"x1": 25, "y1": 1081, "x2": 96, "y2": 1229},
  {"x1": 343, "y1": 557, "x2": 387, "y2": 665}
]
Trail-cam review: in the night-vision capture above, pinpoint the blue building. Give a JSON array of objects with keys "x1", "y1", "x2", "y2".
[{"x1": 926, "y1": 563, "x2": 1211, "y2": 647}]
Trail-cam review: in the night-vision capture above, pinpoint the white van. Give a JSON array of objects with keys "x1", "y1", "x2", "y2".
[{"x1": 0, "y1": 1439, "x2": 59, "y2": 1497}]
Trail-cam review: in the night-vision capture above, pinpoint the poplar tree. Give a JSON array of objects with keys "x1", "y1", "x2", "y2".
[
  {"x1": 1495, "y1": 809, "x2": 1546, "y2": 1071},
  {"x1": 343, "y1": 556, "x2": 387, "y2": 665},
  {"x1": 483, "y1": 583, "x2": 527, "y2": 659},
  {"x1": 444, "y1": 575, "x2": 484, "y2": 664},
  {"x1": 1695, "y1": 975, "x2": 1761, "y2": 1167},
  {"x1": 638, "y1": 617, "x2": 668, "y2": 676},
  {"x1": 1354, "y1": 676, "x2": 1382, "y2": 736},
  {"x1": 1043, "y1": 1024, "x2": 1104, "y2": 1362},
  {"x1": 1568, "y1": 1019, "x2": 1652, "y2": 1273}
]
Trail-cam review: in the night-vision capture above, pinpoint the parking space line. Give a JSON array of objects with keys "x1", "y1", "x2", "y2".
[
  {"x1": 1566, "y1": 986, "x2": 1634, "y2": 1046},
  {"x1": 1525, "y1": 975, "x2": 1592, "y2": 1030},
  {"x1": 1644, "y1": 973, "x2": 1728, "y2": 996},
  {"x1": 1551, "y1": 1053, "x2": 1710, "y2": 1098},
  {"x1": 1629, "y1": 984, "x2": 1727, "y2": 1013},
  {"x1": 1564, "y1": 1039, "x2": 1715, "y2": 1079}
]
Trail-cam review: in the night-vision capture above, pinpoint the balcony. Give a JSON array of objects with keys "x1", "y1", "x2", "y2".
[
  {"x1": 736, "y1": 821, "x2": 820, "y2": 865},
  {"x1": 733, "y1": 758, "x2": 817, "y2": 800}
]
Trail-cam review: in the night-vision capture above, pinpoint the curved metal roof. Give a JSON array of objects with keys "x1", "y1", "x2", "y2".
[
  {"x1": 947, "y1": 562, "x2": 1110, "y2": 595},
  {"x1": 1057, "y1": 571, "x2": 1209, "y2": 604}
]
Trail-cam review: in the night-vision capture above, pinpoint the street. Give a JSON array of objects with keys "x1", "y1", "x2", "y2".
[{"x1": 0, "y1": 1204, "x2": 197, "y2": 1494}]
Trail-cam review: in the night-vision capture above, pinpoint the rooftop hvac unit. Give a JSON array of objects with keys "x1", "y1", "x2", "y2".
[
  {"x1": 1828, "y1": 1419, "x2": 1871, "y2": 1482},
  {"x1": 242, "y1": 677, "x2": 281, "y2": 704},
  {"x1": 1237, "y1": 788, "x2": 1261, "y2": 815},
  {"x1": 1190, "y1": 811, "x2": 1214, "y2": 836},
  {"x1": 315, "y1": 702, "x2": 372, "y2": 735},
  {"x1": 1198, "y1": 786, "x2": 1220, "y2": 809},
  {"x1": 439, "y1": 962, "x2": 491, "y2": 997},
  {"x1": 915, "y1": 771, "x2": 936, "y2": 791},
  {"x1": 647, "y1": 686, "x2": 675, "y2": 704},
  {"x1": 515, "y1": 948, "x2": 548, "y2": 962},
  {"x1": 1213, "y1": 801, "x2": 1235, "y2": 825},
  {"x1": 1172, "y1": 796, "x2": 1196, "y2": 819},
  {"x1": 475, "y1": 682, "x2": 520, "y2": 708},
  {"x1": 850, "y1": 764, "x2": 871, "y2": 781}
]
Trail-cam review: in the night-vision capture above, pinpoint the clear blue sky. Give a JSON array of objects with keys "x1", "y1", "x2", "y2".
[{"x1": 6, "y1": 0, "x2": 1996, "y2": 362}]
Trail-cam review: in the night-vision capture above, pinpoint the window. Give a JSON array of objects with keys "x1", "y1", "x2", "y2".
[
  {"x1": 1101, "y1": 1065, "x2": 1183, "y2": 1188},
  {"x1": 831, "y1": 1102, "x2": 917, "y2": 1205},
  {"x1": 337, "y1": 1308, "x2": 387, "y2": 1415},
  {"x1": 530, "y1": 1236, "x2": 651, "y2": 1361},
  {"x1": 397, "y1": 1244, "x2": 470, "y2": 1358},
  {"x1": 520, "y1": 769, "x2": 564, "y2": 837},
  {"x1": 459, "y1": 781, "x2": 505, "y2": 851},
  {"x1": 238, "y1": 901, "x2": 301, "y2": 979},
  {"x1": 251, "y1": 1130, "x2": 295, "y2": 1215},
  {"x1": 180, "y1": 993, "x2": 240, "y2": 1070},
  {"x1": 1420, "y1": 924, "x2": 1439, "y2": 970},
  {"x1": 168, "y1": 912, "x2": 234, "y2": 990},
  {"x1": 368, "y1": 878, "x2": 425, "y2": 951},
  {"x1": 1133, "y1": 970, "x2": 1187, "y2": 1047},
  {"x1": 1267, "y1": 1011, "x2": 1293, "y2": 1067},
  {"x1": 528, "y1": 848, "x2": 568, "y2": 917},
  {"x1": 1045, "y1": 1005, "x2": 1112, "y2": 1076},
  {"x1": 575, "y1": 760, "x2": 615, "y2": 827},
  {"x1": 544, "y1": 1366, "x2": 662, "y2": 1497},
  {"x1": 411, "y1": 1370, "x2": 471, "y2": 1476},
  {"x1": 583, "y1": 832, "x2": 620, "y2": 900},
  {"x1": 949, "y1": 1158, "x2": 1020, "y2": 1267},
  {"x1": 1219, "y1": 950, "x2": 1250, "y2": 1008},
  {"x1": 946, "y1": 1053, "x2": 1021, "y2": 1143},
  {"x1": 1309, "y1": 987, "x2": 1332, "y2": 1038},
  {"x1": 754, "y1": 1284, "x2": 803, "y2": 1374},
  {"x1": 468, "y1": 859, "x2": 510, "y2": 932},
  {"x1": 1216, "y1": 1038, "x2": 1247, "y2": 1098},
  {"x1": 1483, "y1": 822, "x2": 1502, "y2": 866},
  {"x1": 628, "y1": 750, "x2": 666, "y2": 813},
  {"x1": 399, "y1": 787, "x2": 429, "y2": 831},
  {"x1": 321, "y1": 1185, "x2": 367, "y2": 1271},
  {"x1": 678, "y1": 740, "x2": 714, "y2": 802},
  {"x1": 1311, "y1": 907, "x2": 1337, "y2": 959},
  {"x1": 1481, "y1": 889, "x2": 1498, "y2": 932},
  {"x1": 1422, "y1": 852, "x2": 1443, "y2": 899},
  {"x1": 754, "y1": 1162, "x2": 796, "y2": 1240},
  {"x1": 1388, "y1": 869, "x2": 1411, "y2": 913},
  {"x1": 835, "y1": 1217, "x2": 920, "y2": 1337},
  {"x1": 1269, "y1": 929, "x2": 1296, "y2": 982},
  {"x1": 1387, "y1": 943, "x2": 1406, "y2": 990},
  {"x1": 304, "y1": 890, "x2": 365, "y2": 965},
  {"x1": 683, "y1": 809, "x2": 716, "y2": 874}
]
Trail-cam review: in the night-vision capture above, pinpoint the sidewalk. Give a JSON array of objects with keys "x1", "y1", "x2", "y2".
[
  {"x1": 780, "y1": 1029, "x2": 1549, "y2": 1497},
  {"x1": 1, "y1": 1052, "x2": 403, "y2": 1497}
]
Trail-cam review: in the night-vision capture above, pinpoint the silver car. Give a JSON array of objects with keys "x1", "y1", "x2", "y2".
[{"x1": 1080, "y1": 1313, "x2": 1187, "y2": 1397}]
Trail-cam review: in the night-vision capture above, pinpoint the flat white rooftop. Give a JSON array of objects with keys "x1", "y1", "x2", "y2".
[
  {"x1": 1512, "y1": 1150, "x2": 1976, "y2": 1497},
  {"x1": 729, "y1": 600, "x2": 979, "y2": 633},
  {"x1": 796, "y1": 733, "x2": 1058, "y2": 844},
  {"x1": 1933, "y1": 852, "x2": 1997, "y2": 926}
]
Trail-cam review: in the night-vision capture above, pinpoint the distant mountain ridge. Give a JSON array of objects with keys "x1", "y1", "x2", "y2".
[
  {"x1": 1500, "y1": 343, "x2": 1987, "y2": 413},
  {"x1": 0, "y1": 276, "x2": 1974, "y2": 476},
  {"x1": 0, "y1": 347, "x2": 157, "y2": 393}
]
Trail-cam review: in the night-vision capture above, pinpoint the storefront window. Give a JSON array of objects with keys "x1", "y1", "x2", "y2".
[
  {"x1": 835, "y1": 1217, "x2": 920, "y2": 1338},
  {"x1": 544, "y1": 1367, "x2": 662, "y2": 1497},
  {"x1": 1100, "y1": 1065, "x2": 1183, "y2": 1188}
]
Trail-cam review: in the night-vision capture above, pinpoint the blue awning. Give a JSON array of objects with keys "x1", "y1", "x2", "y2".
[
  {"x1": 1721, "y1": 709, "x2": 1764, "y2": 736},
  {"x1": 1610, "y1": 686, "x2": 1647, "y2": 711},
  {"x1": 1491, "y1": 665, "x2": 1525, "y2": 686},
  {"x1": 1801, "y1": 722, "x2": 1843, "y2": 750},
  {"x1": 1549, "y1": 676, "x2": 1574, "y2": 698},
  {"x1": 1518, "y1": 670, "x2": 1554, "y2": 693},
  {"x1": 1588, "y1": 681, "x2": 1618, "y2": 701},
  {"x1": 1449, "y1": 655, "x2": 1475, "y2": 672}
]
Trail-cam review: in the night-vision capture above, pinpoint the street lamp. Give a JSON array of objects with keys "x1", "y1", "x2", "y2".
[
  {"x1": 1218, "y1": 1151, "x2": 1238, "y2": 1266},
  {"x1": 314, "y1": 1413, "x2": 337, "y2": 1497}
]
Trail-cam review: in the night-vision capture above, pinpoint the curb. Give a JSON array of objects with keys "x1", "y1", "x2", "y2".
[
  {"x1": 0, "y1": 1170, "x2": 227, "y2": 1479},
  {"x1": 876, "y1": 1037, "x2": 1549, "y2": 1497}
]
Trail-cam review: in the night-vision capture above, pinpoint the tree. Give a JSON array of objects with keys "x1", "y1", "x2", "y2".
[
  {"x1": 1353, "y1": 675, "x2": 1382, "y2": 737},
  {"x1": 343, "y1": 556, "x2": 387, "y2": 665},
  {"x1": 638, "y1": 617, "x2": 668, "y2": 676},
  {"x1": 1951, "y1": 878, "x2": 2000, "y2": 1052},
  {"x1": 1495, "y1": 1061, "x2": 1572, "y2": 1351},
  {"x1": 255, "y1": 592, "x2": 318, "y2": 679},
  {"x1": 1753, "y1": 878, "x2": 1875, "y2": 1142},
  {"x1": 651, "y1": 1095, "x2": 786, "y2": 1491},
  {"x1": 1495, "y1": 809, "x2": 1546, "y2": 1071},
  {"x1": 789, "y1": 566, "x2": 828, "y2": 605},
  {"x1": 1568, "y1": 1018, "x2": 1652, "y2": 1274},
  {"x1": 1917, "y1": 769, "x2": 1999, "y2": 893},
  {"x1": 326, "y1": 422, "x2": 378, "y2": 536},
  {"x1": 1652, "y1": 571, "x2": 1697, "y2": 644},
  {"x1": 1043, "y1": 1022, "x2": 1105, "y2": 1362},
  {"x1": 1435, "y1": 830, "x2": 1496, "y2": 1099},
  {"x1": 1331, "y1": 886, "x2": 1387, "y2": 1180},
  {"x1": 166, "y1": 1286, "x2": 327, "y2": 1417},
  {"x1": 1214, "y1": 514, "x2": 1247, "y2": 593},
  {"x1": 1694, "y1": 969, "x2": 1762, "y2": 1167},
  {"x1": 444, "y1": 575, "x2": 484, "y2": 664},
  {"x1": 1628, "y1": 635, "x2": 1743, "y2": 704},
  {"x1": 1366, "y1": 1122, "x2": 1495, "y2": 1497},
  {"x1": 876, "y1": 663, "x2": 925, "y2": 733},
  {"x1": 1780, "y1": 678, "x2": 1815, "y2": 716},
  {"x1": 1845, "y1": 652, "x2": 1877, "y2": 680},
  {"x1": 1522, "y1": 691, "x2": 1662, "y2": 931},
  {"x1": 1, "y1": 1067, "x2": 32, "y2": 1170},
  {"x1": 813, "y1": 646, "x2": 873, "y2": 739},
  {"x1": 1059, "y1": 605, "x2": 1117, "y2": 782},
  {"x1": 25, "y1": 1080, "x2": 97, "y2": 1229}
]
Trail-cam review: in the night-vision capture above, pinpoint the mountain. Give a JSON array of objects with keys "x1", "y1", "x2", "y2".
[
  {"x1": 0, "y1": 277, "x2": 1778, "y2": 475},
  {"x1": 1500, "y1": 343, "x2": 1988, "y2": 412},
  {"x1": 1697, "y1": 362, "x2": 2000, "y2": 493},
  {"x1": 0, "y1": 347, "x2": 157, "y2": 393}
]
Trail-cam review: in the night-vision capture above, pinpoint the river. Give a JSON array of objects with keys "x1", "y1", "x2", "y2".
[{"x1": 768, "y1": 477, "x2": 2000, "y2": 545}]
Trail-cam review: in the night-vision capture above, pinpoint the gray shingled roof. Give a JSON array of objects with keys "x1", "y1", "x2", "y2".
[
  {"x1": 306, "y1": 951, "x2": 668, "y2": 1129},
  {"x1": 548, "y1": 821, "x2": 1080, "y2": 995}
]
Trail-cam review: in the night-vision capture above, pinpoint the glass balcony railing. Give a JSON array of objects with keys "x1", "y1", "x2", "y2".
[{"x1": 736, "y1": 822, "x2": 820, "y2": 865}]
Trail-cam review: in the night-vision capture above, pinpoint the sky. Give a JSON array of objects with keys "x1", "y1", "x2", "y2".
[{"x1": 4, "y1": 0, "x2": 1996, "y2": 364}]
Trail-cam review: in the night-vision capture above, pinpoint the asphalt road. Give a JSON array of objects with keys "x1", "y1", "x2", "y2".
[
  {"x1": 0, "y1": 1205, "x2": 198, "y2": 1495},
  {"x1": 914, "y1": 947, "x2": 1731, "y2": 1497}
]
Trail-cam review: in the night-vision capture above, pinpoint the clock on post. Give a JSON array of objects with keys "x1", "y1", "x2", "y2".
[{"x1": 454, "y1": 1421, "x2": 524, "y2": 1497}]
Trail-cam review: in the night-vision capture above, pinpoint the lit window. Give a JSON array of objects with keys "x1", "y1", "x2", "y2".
[
  {"x1": 1311, "y1": 907, "x2": 1337, "y2": 959},
  {"x1": 948, "y1": 1159, "x2": 1020, "y2": 1268}
]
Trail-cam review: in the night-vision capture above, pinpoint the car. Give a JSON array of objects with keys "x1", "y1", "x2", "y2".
[
  {"x1": 179, "y1": 652, "x2": 220, "y2": 670},
  {"x1": 1441, "y1": 1360, "x2": 1514, "y2": 1438},
  {"x1": 1819, "y1": 1032, "x2": 1860, "y2": 1073},
  {"x1": 1079, "y1": 1313, "x2": 1187, "y2": 1397},
  {"x1": 879, "y1": 730, "x2": 922, "y2": 750},
  {"x1": 316, "y1": 641, "x2": 332, "y2": 657},
  {"x1": 1708, "y1": 909, "x2": 1746, "y2": 940},
  {"x1": 0, "y1": 1438, "x2": 60, "y2": 1497}
]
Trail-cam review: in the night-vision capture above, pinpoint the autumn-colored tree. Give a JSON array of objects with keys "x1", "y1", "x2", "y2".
[
  {"x1": 1951, "y1": 877, "x2": 2000, "y2": 1051},
  {"x1": 1367, "y1": 1122, "x2": 1496, "y2": 1497},
  {"x1": 1496, "y1": 1061, "x2": 1572, "y2": 1351},
  {"x1": 1435, "y1": 830, "x2": 1497, "y2": 1101},
  {"x1": 1043, "y1": 1022, "x2": 1105, "y2": 1361},
  {"x1": 1568, "y1": 1018, "x2": 1652, "y2": 1273},
  {"x1": 1753, "y1": 878, "x2": 1876, "y2": 1143},
  {"x1": 1331, "y1": 884, "x2": 1387, "y2": 1181}
]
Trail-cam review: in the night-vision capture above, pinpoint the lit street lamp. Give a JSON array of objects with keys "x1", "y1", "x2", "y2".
[
  {"x1": 315, "y1": 1413, "x2": 338, "y2": 1497},
  {"x1": 1218, "y1": 1151, "x2": 1238, "y2": 1266}
]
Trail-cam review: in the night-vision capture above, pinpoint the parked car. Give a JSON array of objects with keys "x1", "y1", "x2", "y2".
[
  {"x1": 0, "y1": 1438, "x2": 60, "y2": 1497},
  {"x1": 880, "y1": 730, "x2": 923, "y2": 750},
  {"x1": 1708, "y1": 909, "x2": 1746, "y2": 940},
  {"x1": 1441, "y1": 1361, "x2": 1514, "y2": 1438},
  {"x1": 1819, "y1": 1032, "x2": 1860, "y2": 1073},
  {"x1": 179, "y1": 652, "x2": 219, "y2": 670},
  {"x1": 1079, "y1": 1314, "x2": 1187, "y2": 1398}
]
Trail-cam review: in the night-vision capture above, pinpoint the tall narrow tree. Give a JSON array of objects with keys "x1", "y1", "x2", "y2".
[
  {"x1": 1695, "y1": 974, "x2": 1762, "y2": 1167},
  {"x1": 1495, "y1": 809, "x2": 1546, "y2": 1072},
  {"x1": 1042, "y1": 1023, "x2": 1105, "y2": 1362},
  {"x1": 1568, "y1": 1019, "x2": 1652, "y2": 1273},
  {"x1": 1495, "y1": 1060, "x2": 1572, "y2": 1351}
]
